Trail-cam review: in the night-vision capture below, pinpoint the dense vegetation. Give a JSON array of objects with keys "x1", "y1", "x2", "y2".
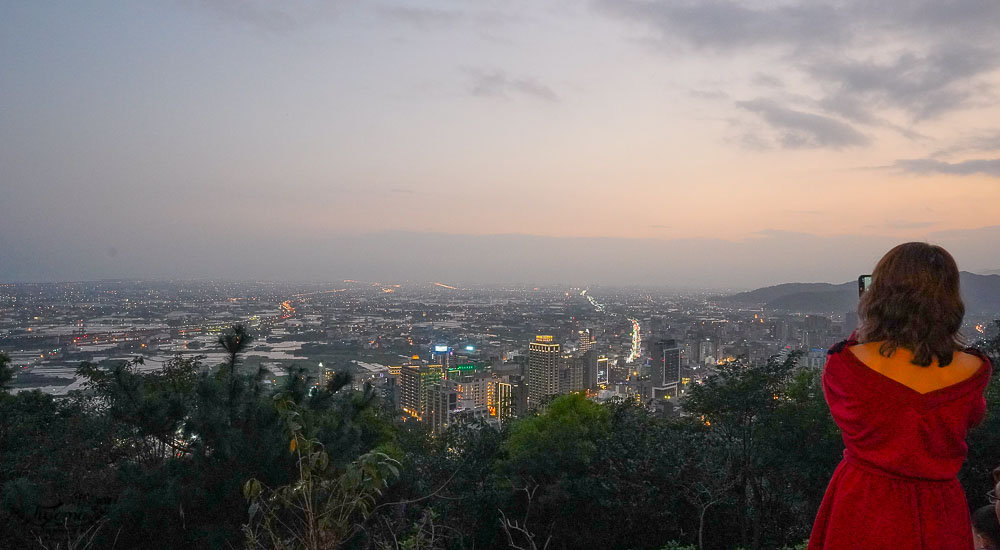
[{"x1": 1, "y1": 323, "x2": 998, "y2": 550}]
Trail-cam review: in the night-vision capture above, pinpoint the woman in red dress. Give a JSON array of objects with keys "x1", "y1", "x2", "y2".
[{"x1": 808, "y1": 242, "x2": 992, "y2": 549}]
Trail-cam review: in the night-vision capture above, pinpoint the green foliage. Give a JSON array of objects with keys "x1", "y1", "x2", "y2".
[
  {"x1": 961, "y1": 320, "x2": 1000, "y2": 509},
  {"x1": 0, "y1": 323, "x2": 396, "y2": 550},
  {"x1": 683, "y1": 352, "x2": 841, "y2": 549},
  {"x1": 0, "y1": 352, "x2": 12, "y2": 392},
  {"x1": 505, "y1": 392, "x2": 609, "y2": 478},
  {"x1": 243, "y1": 395, "x2": 400, "y2": 549},
  {"x1": 0, "y1": 389, "x2": 119, "y2": 548}
]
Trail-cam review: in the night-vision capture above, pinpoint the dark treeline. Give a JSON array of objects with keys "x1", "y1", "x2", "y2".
[{"x1": 2, "y1": 323, "x2": 999, "y2": 550}]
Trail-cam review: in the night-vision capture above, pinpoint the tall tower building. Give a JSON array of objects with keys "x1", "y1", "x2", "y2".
[
  {"x1": 596, "y1": 356, "x2": 609, "y2": 385},
  {"x1": 528, "y1": 335, "x2": 560, "y2": 409},
  {"x1": 651, "y1": 339, "x2": 681, "y2": 398},
  {"x1": 428, "y1": 380, "x2": 459, "y2": 434},
  {"x1": 399, "y1": 364, "x2": 443, "y2": 419},
  {"x1": 559, "y1": 358, "x2": 583, "y2": 394},
  {"x1": 492, "y1": 380, "x2": 514, "y2": 423},
  {"x1": 581, "y1": 349, "x2": 599, "y2": 390}
]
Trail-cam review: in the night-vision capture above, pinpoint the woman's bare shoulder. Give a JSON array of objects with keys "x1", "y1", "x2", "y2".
[{"x1": 951, "y1": 349, "x2": 985, "y2": 371}]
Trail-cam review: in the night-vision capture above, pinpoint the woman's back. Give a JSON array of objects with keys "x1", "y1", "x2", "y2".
[
  {"x1": 808, "y1": 339, "x2": 991, "y2": 549},
  {"x1": 850, "y1": 342, "x2": 983, "y2": 393},
  {"x1": 826, "y1": 340, "x2": 989, "y2": 480}
]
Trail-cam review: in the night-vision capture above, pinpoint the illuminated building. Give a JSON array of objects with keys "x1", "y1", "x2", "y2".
[
  {"x1": 445, "y1": 362, "x2": 482, "y2": 380},
  {"x1": 493, "y1": 380, "x2": 513, "y2": 422},
  {"x1": 651, "y1": 339, "x2": 681, "y2": 400},
  {"x1": 596, "y1": 356, "x2": 609, "y2": 385},
  {"x1": 651, "y1": 339, "x2": 681, "y2": 387},
  {"x1": 528, "y1": 335, "x2": 560, "y2": 408},
  {"x1": 399, "y1": 364, "x2": 443, "y2": 419},
  {"x1": 609, "y1": 358, "x2": 630, "y2": 384},
  {"x1": 578, "y1": 329, "x2": 594, "y2": 353},
  {"x1": 428, "y1": 379, "x2": 493, "y2": 434},
  {"x1": 559, "y1": 358, "x2": 583, "y2": 393},
  {"x1": 454, "y1": 373, "x2": 491, "y2": 409},
  {"x1": 428, "y1": 380, "x2": 459, "y2": 433},
  {"x1": 433, "y1": 344, "x2": 451, "y2": 370}
]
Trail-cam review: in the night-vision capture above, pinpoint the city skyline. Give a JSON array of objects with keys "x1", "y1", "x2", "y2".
[{"x1": 3, "y1": 1, "x2": 1000, "y2": 285}]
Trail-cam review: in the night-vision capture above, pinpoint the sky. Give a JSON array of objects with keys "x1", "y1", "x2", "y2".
[{"x1": 2, "y1": 0, "x2": 1000, "y2": 288}]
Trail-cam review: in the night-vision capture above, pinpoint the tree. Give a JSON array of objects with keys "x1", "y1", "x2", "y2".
[
  {"x1": 219, "y1": 323, "x2": 253, "y2": 378},
  {"x1": 676, "y1": 430, "x2": 736, "y2": 550},
  {"x1": 960, "y1": 320, "x2": 1000, "y2": 509},
  {"x1": 243, "y1": 394, "x2": 400, "y2": 550},
  {"x1": 682, "y1": 352, "x2": 839, "y2": 550},
  {"x1": 0, "y1": 352, "x2": 12, "y2": 392},
  {"x1": 501, "y1": 393, "x2": 611, "y2": 549}
]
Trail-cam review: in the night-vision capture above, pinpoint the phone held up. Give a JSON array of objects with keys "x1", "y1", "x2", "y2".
[{"x1": 858, "y1": 275, "x2": 872, "y2": 297}]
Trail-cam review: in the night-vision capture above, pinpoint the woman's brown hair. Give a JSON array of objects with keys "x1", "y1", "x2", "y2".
[{"x1": 857, "y1": 242, "x2": 965, "y2": 367}]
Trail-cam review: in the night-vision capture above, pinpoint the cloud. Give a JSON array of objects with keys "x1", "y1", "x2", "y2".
[
  {"x1": 806, "y1": 42, "x2": 999, "y2": 121},
  {"x1": 595, "y1": 0, "x2": 1000, "y2": 147},
  {"x1": 690, "y1": 89, "x2": 728, "y2": 101},
  {"x1": 737, "y1": 99, "x2": 869, "y2": 149},
  {"x1": 596, "y1": 0, "x2": 847, "y2": 52},
  {"x1": 817, "y1": 93, "x2": 926, "y2": 140},
  {"x1": 932, "y1": 130, "x2": 1000, "y2": 157},
  {"x1": 379, "y1": 5, "x2": 518, "y2": 31},
  {"x1": 379, "y1": 6, "x2": 462, "y2": 30},
  {"x1": 751, "y1": 74, "x2": 783, "y2": 88},
  {"x1": 893, "y1": 158, "x2": 1000, "y2": 177},
  {"x1": 466, "y1": 69, "x2": 559, "y2": 102},
  {"x1": 184, "y1": 0, "x2": 344, "y2": 32}
]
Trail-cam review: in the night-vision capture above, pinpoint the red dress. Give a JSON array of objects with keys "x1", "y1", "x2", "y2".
[{"x1": 808, "y1": 339, "x2": 991, "y2": 550}]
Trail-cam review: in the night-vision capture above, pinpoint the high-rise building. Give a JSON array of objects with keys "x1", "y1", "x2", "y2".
[
  {"x1": 455, "y1": 373, "x2": 491, "y2": 409},
  {"x1": 698, "y1": 339, "x2": 715, "y2": 365},
  {"x1": 596, "y1": 355, "x2": 609, "y2": 385},
  {"x1": 581, "y1": 349, "x2": 599, "y2": 390},
  {"x1": 651, "y1": 339, "x2": 681, "y2": 395},
  {"x1": 559, "y1": 358, "x2": 583, "y2": 394},
  {"x1": 399, "y1": 364, "x2": 443, "y2": 419},
  {"x1": 492, "y1": 380, "x2": 513, "y2": 422},
  {"x1": 528, "y1": 335, "x2": 560, "y2": 409},
  {"x1": 428, "y1": 380, "x2": 459, "y2": 434},
  {"x1": 578, "y1": 329, "x2": 594, "y2": 353}
]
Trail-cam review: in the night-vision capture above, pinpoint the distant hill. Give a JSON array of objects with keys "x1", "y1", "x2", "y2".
[
  {"x1": 725, "y1": 282, "x2": 851, "y2": 306},
  {"x1": 962, "y1": 272, "x2": 1000, "y2": 315},
  {"x1": 722, "y1": 272, "x2": 1000, "y2": 315}
]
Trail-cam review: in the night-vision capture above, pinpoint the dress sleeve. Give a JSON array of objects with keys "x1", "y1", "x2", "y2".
[
  {"x1": 822, "y1": 356, "x2": 851, "y2": 427},
  {"x1": 968, "y1": 359, "x2": 992, "y2": 429}
]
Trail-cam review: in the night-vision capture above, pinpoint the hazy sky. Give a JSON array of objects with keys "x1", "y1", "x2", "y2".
[{"x1": 3, "y1": 1, "x2": 1000, "y2": 287}]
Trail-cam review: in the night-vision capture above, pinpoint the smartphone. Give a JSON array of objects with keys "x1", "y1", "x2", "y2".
[{"x1": 858, "y1": 275, "x2": 872, "y2": 297}]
